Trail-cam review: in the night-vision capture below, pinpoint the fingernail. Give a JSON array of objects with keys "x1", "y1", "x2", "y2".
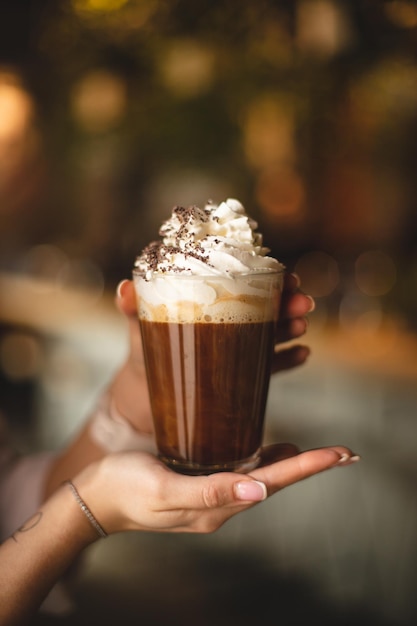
[
  {"x1": 290, "y1": 272, "x2": 301, "y2": 288},
  {"x1": 305, "y1": 295, "x2": 315, "y2": 313},
  {"x1": 336, "y1": 453, "x2": 361, "y2": 466},
  {"x1": 234, "y1": 480, "x2": 267, "y2": 502},
  {"x1": 116, "y1": 279, "x2": 129, "y2": 300}
]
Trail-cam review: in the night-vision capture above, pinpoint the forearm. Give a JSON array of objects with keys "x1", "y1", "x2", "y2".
[{"x1": 0, "y1": 483, "x2": 98, "y2": 626}]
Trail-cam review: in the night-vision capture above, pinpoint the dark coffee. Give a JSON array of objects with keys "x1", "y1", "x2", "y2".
[{"x1": 139, "y1": 319, "x2": 275, "y2": 474}]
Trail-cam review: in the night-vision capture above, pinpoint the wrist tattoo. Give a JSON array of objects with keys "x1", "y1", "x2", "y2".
[{"x1": 11, "y1": 511, "x2": 43, "y2": 543}]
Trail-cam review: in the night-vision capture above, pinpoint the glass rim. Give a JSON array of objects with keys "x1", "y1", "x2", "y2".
[{"x1": 132, "y1": 267, "x2": 284, "y2": 280}]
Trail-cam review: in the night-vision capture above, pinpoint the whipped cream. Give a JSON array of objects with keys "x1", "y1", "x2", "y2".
[{"x1": 134, "y1": 198, "x2": 284, "y2": 279}]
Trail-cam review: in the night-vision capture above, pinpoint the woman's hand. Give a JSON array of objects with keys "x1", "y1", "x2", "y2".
[
  {"x1": 43, "y1": 273, "x2": 316, "y2": 497},
  {"x1": 272, "y1": 272, "x2": 315, "y2": 373},
  {"x1": 109, "y1": 273, "x2": 315, "y2": 434},
  {"x1": 0, "y1": 443, "x2": 359, "y2": 626},
  {"x1": 75, "y1": 444, "x2": 359, "y2": 536},
  {"x1": 105, "y1": 279, "x2": 153, "y2": 435}
]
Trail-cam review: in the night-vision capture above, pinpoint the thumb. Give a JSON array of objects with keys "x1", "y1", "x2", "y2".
[
  {"x1": 233, "y1": 479, "x2": 268, "y2": 503},
  {"x1": 165, "y1": 471, "x2": 268, "y2": 511},
  {"x1": 116, "y1": 279, "x2": 137, "y2": 317}
]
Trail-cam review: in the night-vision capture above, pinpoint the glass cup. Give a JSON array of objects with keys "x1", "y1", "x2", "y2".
[{"x1": 132, "y1": 269, "x2": 283, "y2": 475}]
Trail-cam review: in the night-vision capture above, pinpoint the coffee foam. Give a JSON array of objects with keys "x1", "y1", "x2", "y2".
[{"x1": 135, "y1": 273, "x2": 282, "y2": 324}]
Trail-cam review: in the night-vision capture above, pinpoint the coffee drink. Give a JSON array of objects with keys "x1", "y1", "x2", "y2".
[
  {"x1": 138, "y1": 295, "x2": 278, "y2": 473},
  {"x1": 133, "y1": 199, "x2": 284, "y2": 474}
]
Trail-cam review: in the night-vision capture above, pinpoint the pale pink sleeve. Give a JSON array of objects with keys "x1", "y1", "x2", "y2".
[
  {"x1": 0, "y1": 448, "x2": 56, "y2": 542},
  {"x1": 0, "y1": 418, "x2": 56, "y2": 541}
]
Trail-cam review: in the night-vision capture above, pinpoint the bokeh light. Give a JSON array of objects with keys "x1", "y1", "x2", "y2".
[
  {"x1": 72, "y1": 0, "x2": 129, "y2": 13},
  {"x1": 255, "y1": 165, "x2": 306, "y2": 223},
  {"x1": 0, "y1": 69, "x2": 40, "y2": 212},
  {"x1": 295, "y1": 0, "x2": 354, "y2": 58},
  {"x1": 338, "y1": 291, "x2": 398, "y2": 357},
  {"x1": 355, "y1": 250, "x2": 397, "y2": 296},
  {"x1": 295, "y1": 251, "x2": 340, "y2": 298},
  {"x1": 0, "y1": 4, "x2": 416, "y2": 624},
  {"x1": 71, "y1": 70, "x2": 127, "y2": 133},
  {"x1": 385, "y1": 1, "x2": 417, "y2": 28},
  {"x1": 242, "y1": 94, "x2": 297, "y2": 170},
  {"x1": 339, "y1": 291, "x2": 382, "y2": 329},
  {"x1": 158, "y1": 40, "x2": 215, "y2": 98},
  {"x1": 0, "y1": 70, "x2": 33, "y2": 142}
]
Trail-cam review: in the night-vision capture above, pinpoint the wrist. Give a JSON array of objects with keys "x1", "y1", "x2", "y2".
[
  {"x1": 64, "y1": 480, "x2": 108, "y2": 540},
  {"x1": 37, "y1": 483, "x2": 100, "y2": 552},
  {"x1": 72, "y1": 459, "x2": 122, "y2": 536}
]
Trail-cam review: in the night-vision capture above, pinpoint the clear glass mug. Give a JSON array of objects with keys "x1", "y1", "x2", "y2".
[{"x1": 133, "y1": 269, "x2": 283, "y2": 475}]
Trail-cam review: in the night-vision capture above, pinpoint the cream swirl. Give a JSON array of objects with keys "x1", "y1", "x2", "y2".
[{"x1": 135, "y1": 198, "x2": 283, "y2": 278}]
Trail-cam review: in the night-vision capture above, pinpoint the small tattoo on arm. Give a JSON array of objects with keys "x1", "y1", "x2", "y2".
[{"x1": 11, "y1": 511, "x2": 43, "y2": 543}]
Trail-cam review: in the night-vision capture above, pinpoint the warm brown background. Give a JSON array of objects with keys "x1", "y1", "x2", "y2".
[{"x1": 0, "y1": 2, "x2": 416, "y2": 625}]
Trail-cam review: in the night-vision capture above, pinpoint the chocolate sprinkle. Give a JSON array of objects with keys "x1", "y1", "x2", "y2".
[{"x1": 135, "y1": 204, "x2": 214, "y2": 275}]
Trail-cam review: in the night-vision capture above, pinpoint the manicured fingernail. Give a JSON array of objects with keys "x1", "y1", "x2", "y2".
[
  {"x1": 116, "y1": 279, "x2": 129, "y2": 299},
  {"x1": 290, "y1": 272, "x2": 301, "y2": 288},
  {"x1": 306, "y1": 295, "x2": 315, "y2": 312},
  {"x1": 336, "y1": 453, "x2": 361, "y2": 466},
  {"x1": 234, "y1": 480, "x2": 267, "y2": 502}
]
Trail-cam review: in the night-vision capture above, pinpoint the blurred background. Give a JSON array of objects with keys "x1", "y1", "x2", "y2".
[{"x1": 0, "y1": 1, "x2": 416, "y2": 624}]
